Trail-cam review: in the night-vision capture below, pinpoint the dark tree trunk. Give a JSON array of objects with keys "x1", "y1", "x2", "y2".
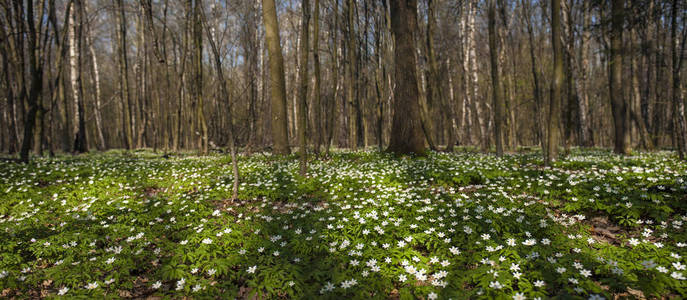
[
  {"x1": 20, "y1": 0, "x2": 43, "y2": 163},
  {"x1": 610, "y1": 0, "x2": 629, "y2": 154}
]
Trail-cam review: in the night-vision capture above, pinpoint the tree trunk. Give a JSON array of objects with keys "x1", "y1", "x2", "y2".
[
  {"x1": 546, "y1": 0, "x2": 564, "y2": 165},
  {"x1": 610, "y1": 0, "x2": 629, "y2": 154},
  {"x1": 522, "y1": 0, "x2": 543, "y2": 148},
  {"x1": 325, "y1": 0, "x2": 339, "y2": 155},
  {"x1": 0, "y1": 10, "x2": 21, "y2": 153},
  {"x1": 630, "y1": 29, "x2": 654, "y2": 150},
  {"x1": 387, "y1": 0, "x2": 425, "y2": 155},
  {"x1": 578, "y1": 0, "x2": 592, "y2": 147},
  {"x1": 262, "y1": 0, "x2": 290, "y2": 155},
  {"x1": 562, "y1": 0, "x2": 576, "y2": 153},
  {"x1": 671, "y1": 0, "x2": 686, "y2": 158},
  {"x1": 346, "y1": 0, "x2": 358, "y2": 150},
  {"x1": 115, "y1": 0, "x2": 133, "y2": 149},
  {"x1": 85, "y1": 2, "x2": 105, "y2": 150},
  {"x1": 297, "y1": 0, "x2": 310, "y2": 176},
  {"x1": 467, "y1": 2, "x2": 486, "y2": 150},
  {"x1": 69, "y1": 0, "x2": 87, "y2": 153},
  {"x1": 204, "y1": 10, "x2": 239, "y2": 201},
  {"x1": 19, "y1": 0, "x2": 43, "y2": 163},
  {"x1": 446, "y1": 58, "x2": 459, "y2": 151},
  {"x1": 193, "y1": 0, "x2": 207, "y2": 153},
  {"x1": 312, "y1": 0, "x2": 322, "y2": 154},
  {"x1": 488, "y1": 0, "x2": 503, "y2": 156}
]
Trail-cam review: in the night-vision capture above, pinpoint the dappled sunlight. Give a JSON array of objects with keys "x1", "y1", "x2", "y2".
[{"x1": 0, "y1": 150, "x2": 686, "y2": 299}]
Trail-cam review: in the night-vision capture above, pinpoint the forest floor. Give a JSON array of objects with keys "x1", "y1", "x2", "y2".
[{"x1": 0, "y1": 149, "x2": 686, "y2": 299}]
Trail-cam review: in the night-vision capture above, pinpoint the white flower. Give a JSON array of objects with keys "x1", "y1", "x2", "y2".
[
  {"x1": 247, "y1": 265, "x2": 257, "y2": 273},
  {"x1": 588, "y1": 294, "x2": 605, "y2": 300},
  {"x1": 489, "y1": 281, "x2": 503, "y2": 289},
  {"x1": 580, "y1": 269, "x2": 592, "y2": 277},
  {"x1": 399, "y1": 274, "x2": 407, "y2": 282},
  {"x1": 176, "y1": 278, "x2": 185, "y2": 291},
  {"x1": 671, "y1": 272, "x2": 686, "y2": 280},
  {"x1": 208, "y1": 268, "x2": 216, "y2": 276},
  {"x1": 534, "y1": 280, "x2": 545, "y2": 287},
  {"x1": 513, "y1": 292, "x2": 526, "y2": 300},
  {"x1": 85, "y1": 281, "x2": 99, "y2": 290},
  {"x1": 522, "y1": 239, "x2": 536, "y2": 246},
  {"x1": 152, "y1": 281, "x2": 162, "y2": 289},
  {"x1": 57, "y1": 287, "x2": 69, "y2": 295},
  {"x1": 672, "y1": 262, "x2": 685, "y2": 270},
  {"x1": 428, "y1": 292, "x2": 438, "y2": 300},
  {"x1": 320, "y1": 281, "x2": 335, "y2": 293},
  {"x1": 106, "y1": 257, "x2": 115, "y2": 264},
  {"x1": 201, "y1": 238, "x2": 212, "y2": 244}
]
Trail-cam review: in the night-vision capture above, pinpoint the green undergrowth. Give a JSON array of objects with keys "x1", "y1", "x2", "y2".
[{"x1": 0, "y1": 149, "x2": 686, "y2": 299}]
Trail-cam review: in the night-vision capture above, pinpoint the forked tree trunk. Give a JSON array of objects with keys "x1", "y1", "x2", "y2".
[{"x1": 203, "y1": 10, "x2": 239, "y2": 201}]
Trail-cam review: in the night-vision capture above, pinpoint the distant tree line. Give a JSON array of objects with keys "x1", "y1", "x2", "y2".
[{"x1": 1, "y1": 0, "x2": 686, "y2": 163}]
